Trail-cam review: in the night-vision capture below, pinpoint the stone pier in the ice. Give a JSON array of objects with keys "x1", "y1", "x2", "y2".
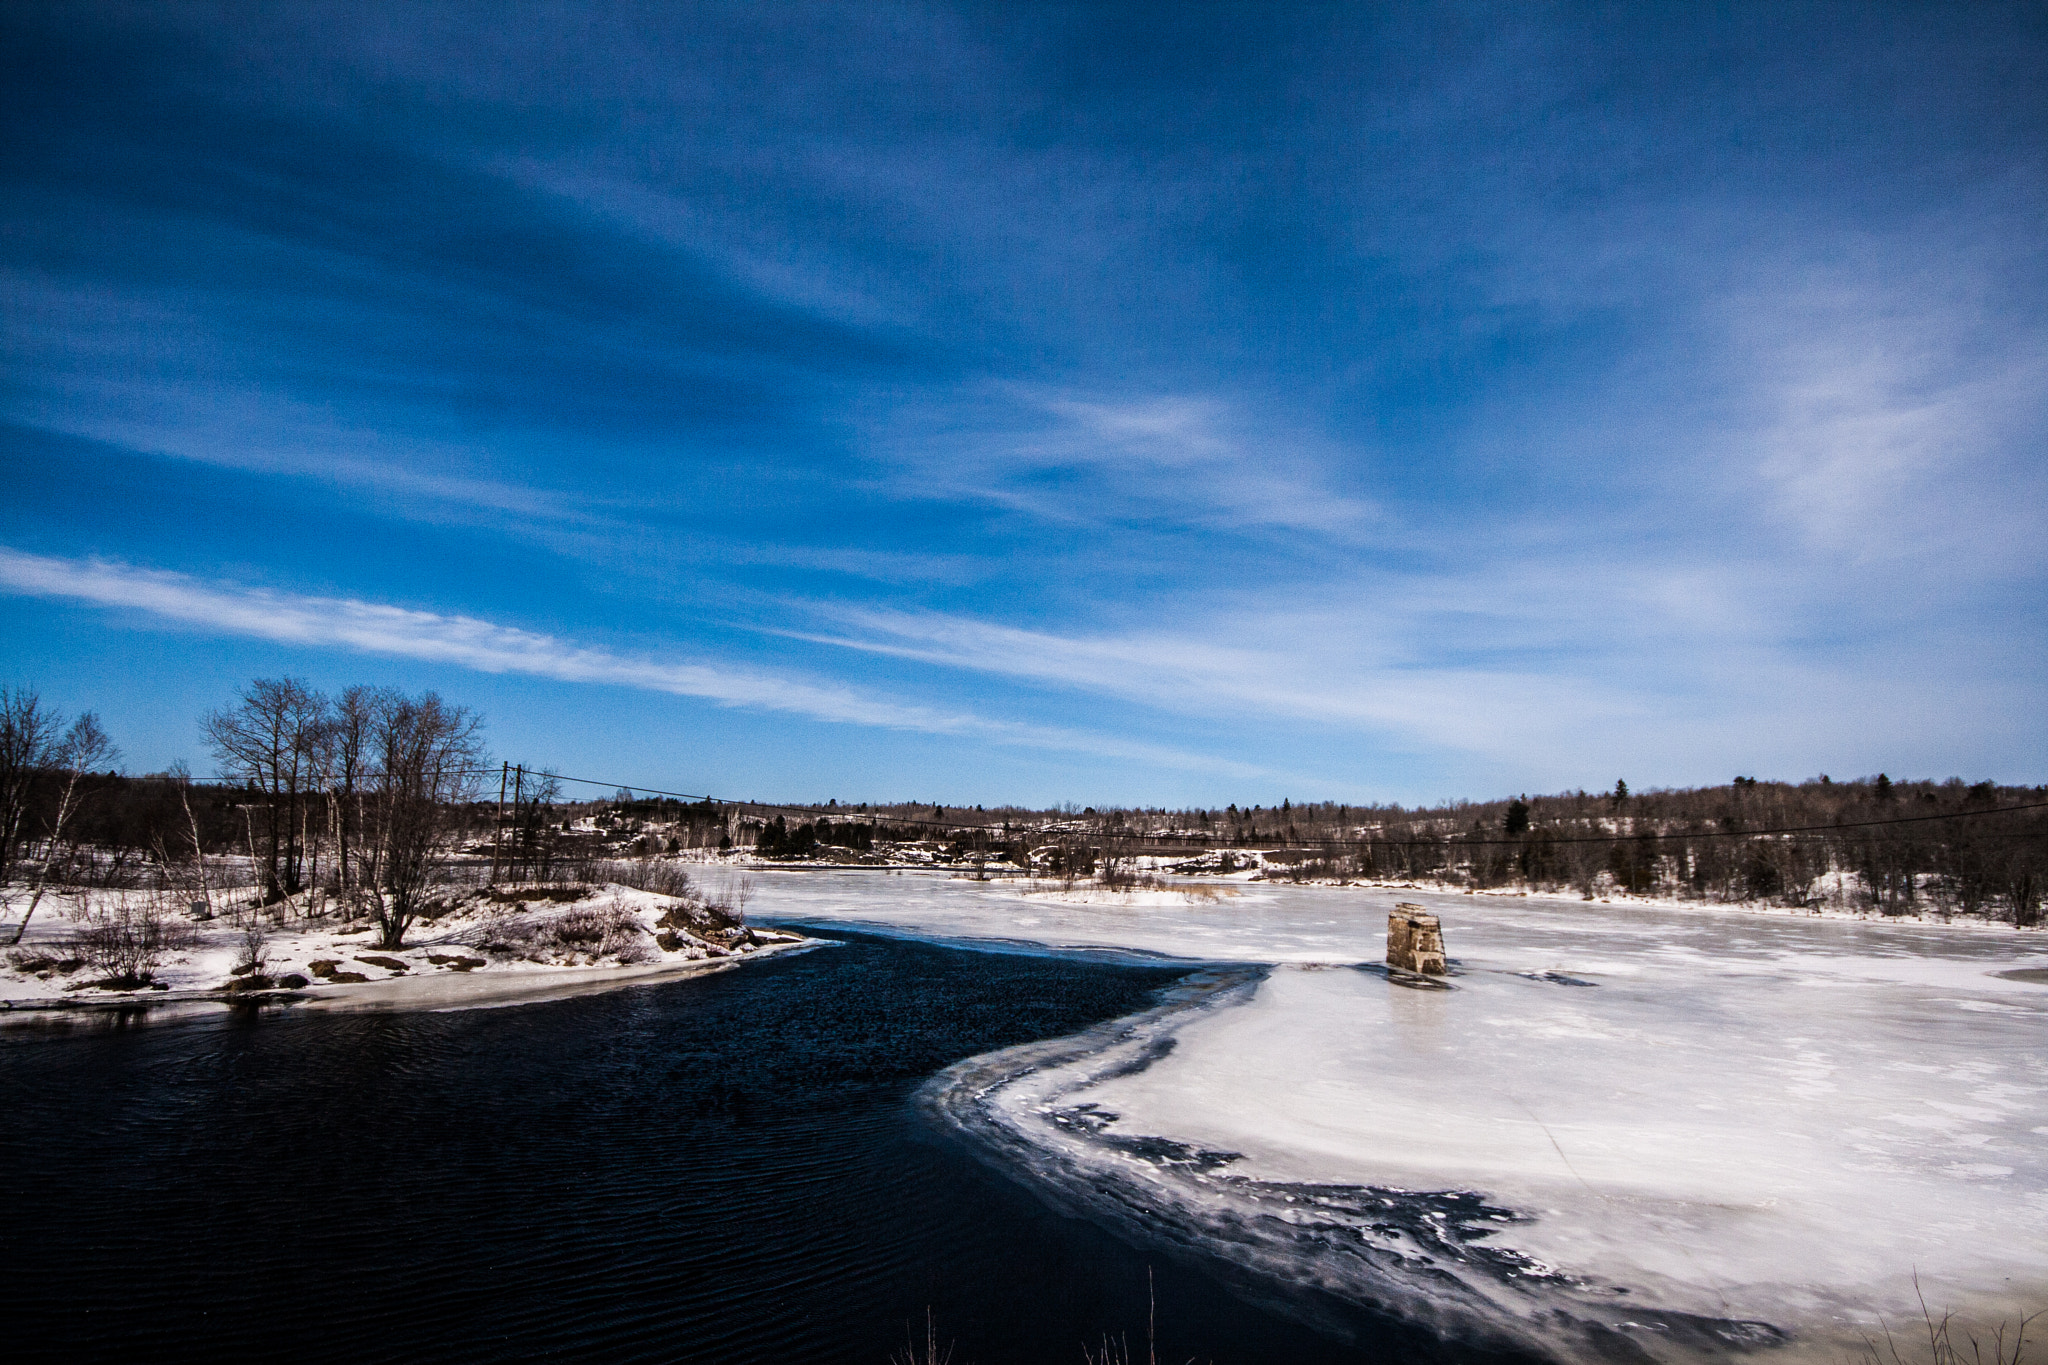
[{"x1": 1386, "y1": 903, "x2": 1447, "y2": 975}]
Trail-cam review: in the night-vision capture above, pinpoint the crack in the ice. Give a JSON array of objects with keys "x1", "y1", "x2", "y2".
[{"x1": 1515, "y1": 970, "x2": 1599, "y2": 987}]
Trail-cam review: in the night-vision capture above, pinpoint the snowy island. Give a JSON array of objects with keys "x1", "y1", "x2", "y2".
[{"x1": 1, "y1": 877, "x2": 811, "y2": 1022}]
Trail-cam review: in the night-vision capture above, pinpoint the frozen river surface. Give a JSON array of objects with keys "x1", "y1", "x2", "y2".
[{"x1": 754, "y1": 871, "x2": 2048, "y2": 1362}]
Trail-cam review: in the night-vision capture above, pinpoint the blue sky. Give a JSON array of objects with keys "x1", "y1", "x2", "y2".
[{"x1": 3, "y1": 2, "x2": 2044, "y2": 806}]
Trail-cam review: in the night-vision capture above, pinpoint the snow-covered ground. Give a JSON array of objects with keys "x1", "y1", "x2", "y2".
[
  {"x1": 753, "y1": 869, "x2": 2048, "y2": 1362},
  {"x1": 0, "y1": 879, "x2": 807, "y2": 1018}
]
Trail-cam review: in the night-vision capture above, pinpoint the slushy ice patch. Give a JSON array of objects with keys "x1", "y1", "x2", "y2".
[
  {"x1": 923, "y1": 966, "x2": 1792, "y2": 1363},
  {"x1": 766, "y1": 873, "x2": 2048, "y2": 1362}
]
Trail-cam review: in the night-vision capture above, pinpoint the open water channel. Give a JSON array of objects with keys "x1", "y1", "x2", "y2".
[{"x1": 0, "y1": 930, "x2": 1508, "y2": 1364}]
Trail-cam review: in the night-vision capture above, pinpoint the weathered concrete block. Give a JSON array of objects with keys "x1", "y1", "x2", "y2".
[{"x1": 1387, "y1": 903, "x2": 1447, "y2": 975}]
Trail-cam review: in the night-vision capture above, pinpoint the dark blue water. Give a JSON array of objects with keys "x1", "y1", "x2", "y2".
[{"x1": 0, "y1": 931, "x2": 1515, "y2": 1364}]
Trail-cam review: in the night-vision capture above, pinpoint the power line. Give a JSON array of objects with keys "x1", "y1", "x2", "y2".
[{"x1": 458, "y1": 766, "x2": 1000, "y2": 834}]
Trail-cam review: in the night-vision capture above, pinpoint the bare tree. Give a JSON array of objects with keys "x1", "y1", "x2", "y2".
[
  {"x1": 362, "y1": 691, "x2": 485, "y2": 949},
  {"x1": 0, "y1": 686, "x2": 60, "y2": 886},
  {"x1": 499, "y1": 766, "x2": 564, "y2": 883},
  {"x1": 164, "y1": 760, "x2": 217, "y2": 919},
  {"x1": 203, "y1": 678, "x2": 324, "y2": 904},
  {"x1": 328, "y1": 685, "x2": 384, "y2": 900},
  {"x1": 11, "y1": 711, "x2": 120, "y2": 944}
]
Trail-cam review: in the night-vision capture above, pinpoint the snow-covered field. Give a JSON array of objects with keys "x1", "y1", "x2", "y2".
[{"x1": 753, "y1": 869, "x2": 2048, "y2": 1362}]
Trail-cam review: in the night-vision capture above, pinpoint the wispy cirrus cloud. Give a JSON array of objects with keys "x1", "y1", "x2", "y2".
[
  {"x1": 1722, "y1": 259, "x2": 2048, "y2": 567},
  {"x1": 877, "y1": 386, "x2": 1380, "y2": 538},
  {"x1": 771, "y1": 556, "x2": 2042, "y2": 785},
  {"x1": 778, "y1": 599, "x2": 1656, "y2": 763},
  {"x1": 0, "y1": 547, "x2": 1270, "y2": 778}
]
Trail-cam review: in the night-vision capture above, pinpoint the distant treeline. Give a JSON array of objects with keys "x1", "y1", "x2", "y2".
[
  {"x1": 5, "y1": 679, "x2": 2042, "y2": 926},
  {"x1": 732, "y1": 778, "x2": 2044, "y2": 924},
  {"x1": 1039, "y1": 777, "x2": 2043, "y2": 924}
]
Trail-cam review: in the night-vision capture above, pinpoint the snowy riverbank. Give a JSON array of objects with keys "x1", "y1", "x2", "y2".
[{"x1": 0, "y1": 881, "x2": 812, "y2": 1022}]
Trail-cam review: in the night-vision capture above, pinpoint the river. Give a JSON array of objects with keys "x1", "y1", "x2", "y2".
[{"x1": 0, "y1": 928, "x2": 1502, "y2": 1364}]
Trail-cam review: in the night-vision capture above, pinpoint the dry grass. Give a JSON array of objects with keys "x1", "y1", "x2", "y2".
[
  {"x1": 1097, "y1": 863, "x2": 1169, "y2": 893},
  {"x1": 5, "y1": 948, "x2": 83, "y2": 977},
  {"x1": 1859, "y1": 1279, "x2": 2037, "y2": 1365},
  {"x1": 890, "y1": 1308, "x2": 959, "y2": 1365},
  {"x1": 893, "y1": 1269, "x2": 1180, "y2": 1365},
  {"x1": 478, "y1": 897, "x2": 654, "y2": 965},
  {"x1": 481, "y1": 884, "x2": 591, "y2": 904}
]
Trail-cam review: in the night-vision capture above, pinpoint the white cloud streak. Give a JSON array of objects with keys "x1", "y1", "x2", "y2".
[
  {"x1": 1725, "y1": 261, "x2": 2048, "y2": 566},
  {"x1": 782, "y1": 601, "x2": 1653, "y2": 760},
  {"x1": 772, "y1": 555, "x2": 2043, "y2": 789},
  {"x1": 0, "y1": 547, "x2": 1272, "y2": 778},
  {"x1": 879, "y1": 387, "x2": 1380, "y2": 538}
]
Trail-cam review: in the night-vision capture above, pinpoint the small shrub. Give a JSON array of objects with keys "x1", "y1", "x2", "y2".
[
  {"x1": 477, "y1": 915, "x2": 541, "y2": 953},
  {"x1": 701, "y1": 874, "x2": 753, "y2": 923},
  {"x1": 599, "y1": 858, "x2": 697, "y2": 898},
  {"x1": 1098, "y1": 863, "x2": 1168, "y2": 892},
  {"x1": 482, "y1": 901, "x2": 652, "y2": 965},
  {"x1": 551, "y1": 909, "x2": 617, "y2": 946},
  {"x1": 656, "y1": 896, "x2": 745, "y2": 949},
  {"x1": 483, "y1": 884, "x2": 591, "y2": 904},
  {"x1": 234, "y1": 918, "x2": 268, "y2": 979},
  {"x1": 68, "y1": 894, "x2": 198, "y2": 990}
]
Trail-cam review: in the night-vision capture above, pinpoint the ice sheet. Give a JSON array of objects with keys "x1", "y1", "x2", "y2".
[{"x1": 757, "y1": 871, "x2": 2048, "y2": 1360}]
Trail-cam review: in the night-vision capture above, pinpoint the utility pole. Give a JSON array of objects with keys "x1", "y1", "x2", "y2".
[
  {"x1": 489, "y1": 761, "x2": 508, "y2": 884},
  {"x1": 511, "y1": 765, "x2": 525, "y2": 881}
]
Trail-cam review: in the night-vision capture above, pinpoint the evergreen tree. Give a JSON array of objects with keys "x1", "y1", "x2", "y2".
[{"x1": 1505, "y1": 798, "x2": 1530, "y2": 835}]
